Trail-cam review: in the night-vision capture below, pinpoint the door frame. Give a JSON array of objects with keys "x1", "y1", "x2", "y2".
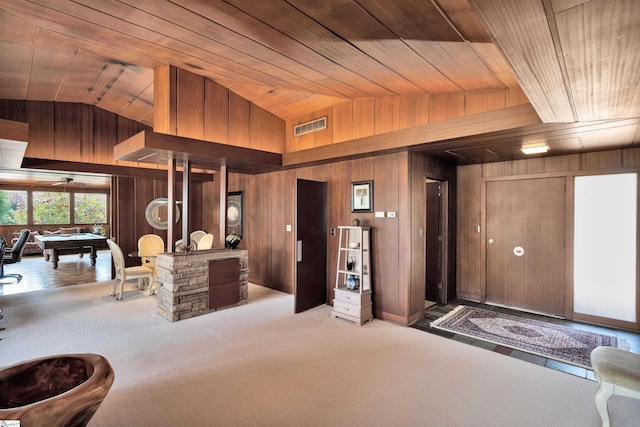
[{"x1": 425, "y1": 178, "x2": 449, "y2": 304}]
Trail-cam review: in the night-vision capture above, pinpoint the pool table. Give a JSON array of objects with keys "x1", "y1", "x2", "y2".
[{"x1": 34, "y1": 233, "x2": 109, "y2": 269}]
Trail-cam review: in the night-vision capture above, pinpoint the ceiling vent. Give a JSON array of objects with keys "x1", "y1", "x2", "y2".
[{"x1": 294, "y1": 117, "x2": 327, "y2": 137}]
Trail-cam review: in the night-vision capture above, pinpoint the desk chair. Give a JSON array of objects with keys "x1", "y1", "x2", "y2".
[
  {"x1": 0, "y1": 229, "x2": 30, "y2": 282},
  {"x1": 106, "y1": 239, "x2": 153, "y2": 300}
]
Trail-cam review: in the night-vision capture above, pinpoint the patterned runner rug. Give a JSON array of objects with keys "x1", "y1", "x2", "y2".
[{"x1": 431, "y1": 305, "x2": 629, "y2": 368}]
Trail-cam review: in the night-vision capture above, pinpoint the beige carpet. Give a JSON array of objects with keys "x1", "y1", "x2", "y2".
[{"x1": 1, "y1": 282, "x2": 639, "y2": 426}]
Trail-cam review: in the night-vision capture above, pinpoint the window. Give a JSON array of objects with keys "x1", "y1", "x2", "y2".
[
  {"x1": 0, "y1": 186, "x2": 108, "y2": 227},
  {"x1": 574, "y1": 173, "x2": 637, "y2": 322},
  {"x1": 0, "y1": 190, "x2": 28, "y2": 225},
  {"x1": 75, "y1": 193, "x2": 107, "y2": 224},
  {"x1": 33, "y1": 191, "x2": 71, "y2": 224}
]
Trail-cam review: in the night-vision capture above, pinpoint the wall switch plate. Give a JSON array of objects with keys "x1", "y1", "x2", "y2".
[
  {"x1": 375, "y1": 211, "x2": 386, "y2": 218},
  {"x1": 387, "y1": 211, "x2": 396, "y2": 218},
  {"x1": 286, "y1": 224, "x2": 292, "y2": 232}
]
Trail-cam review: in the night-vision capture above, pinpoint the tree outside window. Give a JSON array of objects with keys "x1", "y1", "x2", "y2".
[
  {"x1": 0, "y1": 190, "x2": 28, "y2": 225},
  {"x1": 75, "y1": 193, "x2": 107, "y2": 224},
  {"x1": 33, "y1": 191, "x2": 70, "y2": 224}
]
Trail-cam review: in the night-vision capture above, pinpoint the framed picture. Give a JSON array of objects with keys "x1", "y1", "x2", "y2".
[
  {"x1": 227, "y1": 191, "x2": 243, "y2": 236},
  {"x1": 351, "y1": 180, "x2": 373, "y2": 213}
]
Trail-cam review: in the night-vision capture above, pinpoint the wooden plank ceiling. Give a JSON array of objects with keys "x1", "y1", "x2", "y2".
[{"x1": 0, "y1": 0, "x2": 638, "y2": 165}]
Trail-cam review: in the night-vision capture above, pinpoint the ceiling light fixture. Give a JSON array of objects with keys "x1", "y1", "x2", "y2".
[
  {"x1": 521, "y1": 144, "x2": 549, "y2": 155},
  {"x1": 137, "y1": 152, "x2": 158, "y2": 161}
]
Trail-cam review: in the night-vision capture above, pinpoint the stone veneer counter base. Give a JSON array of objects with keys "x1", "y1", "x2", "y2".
[{"x1": 155, "y1": 249, "x2": 249, "y2": 322}]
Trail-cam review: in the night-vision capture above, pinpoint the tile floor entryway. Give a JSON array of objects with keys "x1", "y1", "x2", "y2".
[{"x1": 411, "y1": 299, "x2": 640, "y2": 380}]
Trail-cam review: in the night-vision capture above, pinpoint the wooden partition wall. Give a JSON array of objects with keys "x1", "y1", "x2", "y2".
[
  {"x1": 225, "y1": 151, "x2": 455, "y2": 326},
  {"x1": 153, "y1": 65, "x2": 285, "y2": 153}
]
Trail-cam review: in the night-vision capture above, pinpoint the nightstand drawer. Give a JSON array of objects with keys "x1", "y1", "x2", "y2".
[
  {"x1": 332, "y1": 300, "x2": 372, "y2": 319},
  {"x1": 334, "y1": 289, "x2": 371, "y2": 305}
]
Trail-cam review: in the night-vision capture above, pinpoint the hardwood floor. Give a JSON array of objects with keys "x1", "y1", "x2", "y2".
[
  {"x1": 412, "y1": 299, "x2": 640, "y2": 380},
  {"x1": 0, "y1": 251, "x2": 112, "y2": 296}
]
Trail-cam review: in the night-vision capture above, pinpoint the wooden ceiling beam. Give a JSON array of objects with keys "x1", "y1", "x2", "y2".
[
  {"x1": 0, "y1": 118, "x2": 28, "y2": 142},
  {"x1": 282, "y1": 104, "x2": 542, "y2": 167},
  {"x1": 20, "y1": 157, "x2": 214, "y2": 182},
  {"x1": 114, "y1": 130, "x2": 282, "y2": 174}
]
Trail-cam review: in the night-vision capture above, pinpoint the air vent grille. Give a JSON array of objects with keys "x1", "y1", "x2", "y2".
[{"x1": 294, "y1": 117, "x2": 327, "y2": 137}]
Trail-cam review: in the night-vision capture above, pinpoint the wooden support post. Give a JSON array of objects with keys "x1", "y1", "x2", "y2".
[
  {"x1": 182, "y1": 160, "x2": 191, "y2": 247},
  {"x1": 167, "y1": 157, "x2": 177, "y2": 253},
  {"x1": 219, "y1": 164, "x2": 228, "y2": 249}
]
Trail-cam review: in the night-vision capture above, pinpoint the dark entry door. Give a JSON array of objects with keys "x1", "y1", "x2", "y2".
[
  {"x1": 295, "y1": 179, "x2": 327, "y2": 313},
  {"x1": 486, "y1": 178, "x2": 566, "y2": 316}
]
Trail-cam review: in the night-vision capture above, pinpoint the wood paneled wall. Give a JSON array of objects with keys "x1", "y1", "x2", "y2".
[
  {"x1": 457, "y1": 147, "x2": 640, "y2": 318},
  {"x1": 153, "y1": 65, "x2": 285, "y2": 153},
  {"x1": 228, "y1": 151, "x2": 455, "y2": 326},
  {"x1": 456, "y1": 164, "x2": 484, "y2": 301},
  {"x1": 0, "y1": 95, "x2": 461, "y2": 326},
  {"x1": 286, "y1": 87, "x2": 529, "y2": 152},
  {"x1": 0, "y1": 100, "x2": 152, "y2": 167}
]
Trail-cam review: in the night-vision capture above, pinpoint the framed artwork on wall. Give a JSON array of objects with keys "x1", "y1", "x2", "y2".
[
  {"x1": 351, "y1": 180, "x2": 373, "y2": 213},
  {"x1": 227, "y1": 191, "x2": 243, "y2": 236}
]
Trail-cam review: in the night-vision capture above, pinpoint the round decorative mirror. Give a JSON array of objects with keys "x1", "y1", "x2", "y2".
[
  {"x1": 227, "y1": 201, "x2": 241, "y2": 228},
  {"x1": 144, "y1": 198, "x2": 180, "y2": 230}
]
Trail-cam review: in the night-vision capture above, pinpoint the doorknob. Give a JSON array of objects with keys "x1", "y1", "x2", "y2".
[
  {"x1": 488, "y1": 238, "x2": 494, "y2": 244},
  {"x1": 513, "y1": 246, "x2": 525, "y2": 256}
]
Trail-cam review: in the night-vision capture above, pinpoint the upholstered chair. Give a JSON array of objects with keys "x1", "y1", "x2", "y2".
[{"x1": 106, "y1": 239, "x2": 153, "y2": 300}]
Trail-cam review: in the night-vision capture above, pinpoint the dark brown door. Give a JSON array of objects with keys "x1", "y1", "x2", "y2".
[
  {"x1": 295, "y1": 179, "x2": 327, "y2": 313},
  {"x1": 425, "y1": 181, "x2": 441, "y2": 302},
  {"x1": 486, "y1": 178, "x2": 565, "y2": 316}
]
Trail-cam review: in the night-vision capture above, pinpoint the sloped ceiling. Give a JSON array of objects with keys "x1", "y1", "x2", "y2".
[
  {"x1": 0, "y1": 0, "x2": 638, "y2": 166},
  {"x1": 0, "y1": 0, "x2": 516, "y2": 125}
]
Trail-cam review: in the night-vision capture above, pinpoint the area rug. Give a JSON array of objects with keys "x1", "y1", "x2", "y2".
[{"x1": 430, "y1": 305, "x2": 629, "y2": 369}]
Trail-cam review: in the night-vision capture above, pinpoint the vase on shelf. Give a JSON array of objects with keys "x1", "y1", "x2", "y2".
[
  {"x1": 225, "y1": 233, "x2": 242, "y2": 249},
  {"x1": 346, "y1": 274, "x2": 360, "y2": 290}
]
